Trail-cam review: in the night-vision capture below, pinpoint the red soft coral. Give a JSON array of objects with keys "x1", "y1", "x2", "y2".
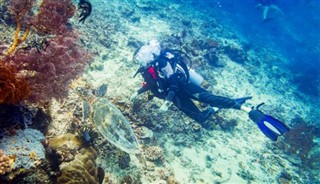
[
  {"x1": 10, "y1": 32, "x2": 91, "y2": 103},
  {"x1": 0, "y1": 62, "x2": 30, "y2": 104}
]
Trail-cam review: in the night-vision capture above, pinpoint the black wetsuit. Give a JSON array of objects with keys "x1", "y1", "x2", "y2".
[{"x1": 136, "y1": 51, "x2": 241, "y2": 123}]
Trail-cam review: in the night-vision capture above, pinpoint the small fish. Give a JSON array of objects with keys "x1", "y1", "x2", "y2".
[{"x1": 82, "y1": 130, "x2": 92, "y2": 143}]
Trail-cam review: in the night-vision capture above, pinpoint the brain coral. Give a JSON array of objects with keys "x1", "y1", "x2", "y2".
[{"x1": 57, "y1": 147, "x2": 100, "y2": 184}]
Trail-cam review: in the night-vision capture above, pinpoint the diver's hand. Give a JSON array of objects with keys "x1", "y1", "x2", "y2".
[
  {"x1": 130, "y1": 92, "x2": 139, "y2": 102},
  {"x1": 159, "y1": 101, "x2": 172, "y2": 112}
]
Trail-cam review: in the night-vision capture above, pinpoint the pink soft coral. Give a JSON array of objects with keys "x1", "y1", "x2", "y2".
[
  {"x1": 31, "y1": 0, "x2": 76, "y2": 34},
  {"x1": 9, "y1": 32, "x2": 91, "y2": 103}
]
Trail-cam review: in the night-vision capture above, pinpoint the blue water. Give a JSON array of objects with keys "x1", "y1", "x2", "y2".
[
  {"x1": 194, "y1": 0, "x2": 320, "y2": 96},
  {"x1": 1, "y1": 0, "x2": 319, "y2": 183}
]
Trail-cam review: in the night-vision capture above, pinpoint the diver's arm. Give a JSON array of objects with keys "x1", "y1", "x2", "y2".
[
  {"x1": 137, "y1": 85, "x2": 150, "y2": 95},
  {"x1": 159, "y1": 87, "x2": 176, "y2": 112},
  {"x1": 159, "y1": 74, "x2": 181, "y2": 112},
  {"x1": 130, "y1": 83, "x2": 151, "y2": 102}
]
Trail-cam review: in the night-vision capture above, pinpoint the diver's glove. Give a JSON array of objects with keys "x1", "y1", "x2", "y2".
[
  {"x1": 159, "y1": 101, "x2": 172, "y2": 112},
  {"x1": 130, "y1": 92, "x2": 139, "y2": 102}
]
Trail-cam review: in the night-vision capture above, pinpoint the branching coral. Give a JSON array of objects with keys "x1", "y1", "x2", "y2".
[
  {"x1": 6, "y1": 0, "x2": 35, "y2": 55},
  {"x1": 0, "y1": 149, "x2": 12, "y2": 175},
  {"x1": 0, "y1": 62, "x2": 30, "y2": 104}
]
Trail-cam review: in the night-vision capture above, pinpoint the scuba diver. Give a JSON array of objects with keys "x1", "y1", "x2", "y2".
[
  {"x1": 130, "y1": 40, "x2": 289, "y2": 141},
  {"x1": 256, "y1": 0, "x2": 284, "y2": 22}
]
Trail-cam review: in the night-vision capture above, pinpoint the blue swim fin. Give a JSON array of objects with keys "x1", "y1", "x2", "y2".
[{"x1": 249, "y1": 104, "x2": 290, "y2": 141}]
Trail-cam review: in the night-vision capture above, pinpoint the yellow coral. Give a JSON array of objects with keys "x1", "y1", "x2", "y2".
[
  {"x1": 6, "y1": 16, "x2": 30, "y2": 55},
  {"x1": 48, "y1": 133, "x2": 83, "y2": 150},
  {"x1": 29, "y1": 151, "x2": 37, "y2": 160},
  {"x1": 0, "y1": 149, "x2": 12, "y2": 175}
]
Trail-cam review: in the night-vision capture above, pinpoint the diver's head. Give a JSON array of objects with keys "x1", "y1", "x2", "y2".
[{"x1": 134, "y1": 39, "x2": 161, "y2": 67}]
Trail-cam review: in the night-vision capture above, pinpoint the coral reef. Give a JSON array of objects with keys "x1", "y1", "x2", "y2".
[
  {"x1": 0, "y1": 0, "x2": 90, "y2": 105},
  {"x1": 0, "y1": 149, "x2": 12, "y2": 175},
  {"x1": 0, "y1": 128, "x2": 45, "y2": 170},
  {"x1": 48, "y1": 133, "x2": 101, "y2": 184}
]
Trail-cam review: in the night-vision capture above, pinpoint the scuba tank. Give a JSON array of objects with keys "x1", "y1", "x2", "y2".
[
  {"x1": 133, "y1": 46, "x2": 206, "y2": 88},
  {"x1": 189, "y1": 69, "x2": 204, "y2": 87}
]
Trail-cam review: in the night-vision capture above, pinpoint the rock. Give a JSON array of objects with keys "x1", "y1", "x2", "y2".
[
  {"x1": 223, "y1": 45, "x2": 247, "y2": 64},
  {"x1": 90, "y1": 62, "x2": 104, "y2": 71},
  {"x1": 286, "y1": 154, "x2": 302, "y2": 165},
  {"x1": 93, "y1": 83, "x2": 108, "y2": 97},
  {"x1": 139, "y1": 126, "x2": 154, "y2": 139}
]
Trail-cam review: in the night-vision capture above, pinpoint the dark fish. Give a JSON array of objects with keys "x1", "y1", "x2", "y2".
[
  {"x1": 82, "y1": 130, "x2": 92, "y2": 143},
  {"x1": 97, "y1": 167, "x2": 105, "y2": 184},
  {"x1": 79, "y1": 0, "x2": 92, "y2": 23}
]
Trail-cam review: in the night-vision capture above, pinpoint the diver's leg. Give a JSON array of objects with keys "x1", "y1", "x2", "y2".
[
  {"x1": 198, "y1": 92, "x2": 238, "y2": 109},
  {"x1": 184, "y1": 83, "x2": 250, "y2": 110},
  {"x1": 184, "y1": 82, "x2": 208, "y2": 95},
  {"x1": 173, "y1": 93, "x2": 213, "y2": 124}
]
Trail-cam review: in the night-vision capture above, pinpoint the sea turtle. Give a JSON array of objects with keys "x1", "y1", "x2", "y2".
[{"x1": 81, "y1": 83, "x2": 141, "y2": 154}]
